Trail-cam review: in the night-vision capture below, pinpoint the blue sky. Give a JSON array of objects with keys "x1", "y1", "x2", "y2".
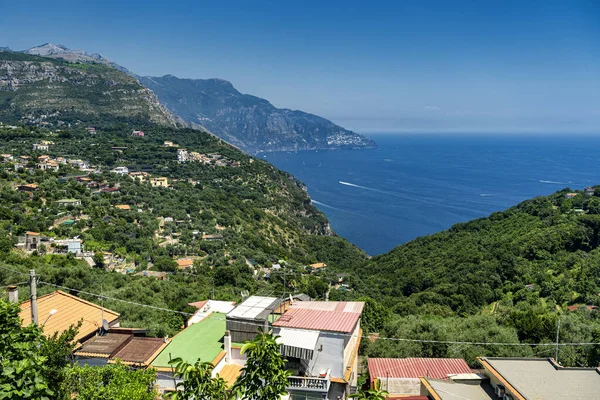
[{"x1": 1, "y1": 0, "x2": 599, "y2": 133}]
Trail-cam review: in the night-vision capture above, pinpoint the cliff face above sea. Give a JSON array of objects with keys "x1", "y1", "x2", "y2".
[{"x1": 140, "y1": 75, "x2": 377, "y2": 154}]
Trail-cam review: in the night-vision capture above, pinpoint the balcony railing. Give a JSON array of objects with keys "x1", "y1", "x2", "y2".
[{"x1": 287, "y1": 370, "x2": 331, "y2": 393}]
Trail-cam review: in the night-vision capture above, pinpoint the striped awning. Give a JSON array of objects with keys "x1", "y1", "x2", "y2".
[{"x1": 276, "y1": 328, "x2": 320, "y2": 360}]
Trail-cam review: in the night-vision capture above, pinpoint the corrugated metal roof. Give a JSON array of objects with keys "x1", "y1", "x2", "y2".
[
  {"x1": 276, "y1": 328, "x2": 320, "y2": 350},
  {"x1": 368, "y1": 358, "x2": 472, "y2": 380},
  {"x1": 272, "y1": 301, "x2": 364, "y2": 333},
  {"x1": 227, "y1": 296, "x2": 279, "y2": 319},
  {"x1": 19, "y1": 290, "x2": 119, "y2": 341}
]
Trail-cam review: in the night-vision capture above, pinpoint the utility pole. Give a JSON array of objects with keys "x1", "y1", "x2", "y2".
[
  {"x1": 29, "y1": 269, "x2": 38, "y2": 326},
  {"x1": 555, "y1": 317, "x2": 561, "y2": 362}
]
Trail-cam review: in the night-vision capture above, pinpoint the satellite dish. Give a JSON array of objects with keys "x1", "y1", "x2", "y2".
[{"x1": 98, "y1": 318, "x2": 110, "y2": 336}]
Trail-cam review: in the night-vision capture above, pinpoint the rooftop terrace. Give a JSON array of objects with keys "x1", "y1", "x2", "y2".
[{"x1": 150, "y1": 312, "x2": 226, "y2": 370}]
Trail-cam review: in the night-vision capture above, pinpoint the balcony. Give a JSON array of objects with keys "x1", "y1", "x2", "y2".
[{"x1": 287, "y1": 369, "x2": 331, "y2": 393}]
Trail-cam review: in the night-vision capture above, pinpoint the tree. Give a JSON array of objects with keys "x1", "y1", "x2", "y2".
[
  {"x1": 154, "y1": 256, "x2": 178, "y2": 272},
  {"x1": 0, "y1": 234, "x2": 12, "y2": 254},
  {"x1": 359, "y1": 297, "x2": 389, "y2": 333},
  {"x1": 166, "y1": 358, "x2": 229, "y2": 400},
  {"x1": 586, "y1": 197, "x2": 600, "y2": 215},
  {"x1": 63, "y1": 362, "x2": 158, "y2": 400},
  {"x1": 92, "y1": 251, "x2": 105, "y2": 268},
  {"x1": 40, "y1": 322, "x2": 81, "y2": 398},
  {"x1": 0, "y1": 300, "x2": 53, "y2": 399},
  {"x1": 350, "y1": 387, "x2": 388, "y2": 400},
  {"x1": 232, "y1": 330, "x2": 291, "y2": 400}
]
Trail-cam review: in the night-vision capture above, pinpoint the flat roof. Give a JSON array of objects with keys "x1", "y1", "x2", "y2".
[
  {"x1": 481, "y1": 357, "x2": 600, "y2": 399},
  {"x1": 75, "y1": 333, "x2": 131, "y2": 357},
  {"x1": 227, "y1": 296, "x2": 279, "y2": 320},
  {"x1": 112, "y1": 337, "x2": 167, "y2": 365},
  {"x1": 150, "y1": 312, "x2": 226, "y2": 369},
  {"x1": 272, "y1": 301, "x2": 364, "y2": 333},
  {"x1": 423, "y1": 378, "x2": 495, "y2": 400}
]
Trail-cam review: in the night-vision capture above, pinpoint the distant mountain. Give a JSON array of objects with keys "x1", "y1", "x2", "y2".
[
  {"x1": 139, "y1": 75, "x2": 377, "y2": 154},
  {"x1": 0, "y1": 52, "x2": 176, "y2": 126},
  {"x1": 0, "y1": 47, "x2": 12, "y2": 52},
  {"x1": 23, "y1": 43, "x2": 132, "y2": 75}
]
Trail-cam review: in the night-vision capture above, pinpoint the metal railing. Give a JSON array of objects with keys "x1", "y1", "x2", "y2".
[{"x1": 287, "y1": 369, "x2": 331, "y2": 393}]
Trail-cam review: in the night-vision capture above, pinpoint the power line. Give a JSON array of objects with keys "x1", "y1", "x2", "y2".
[
  {"x1": 33, "y1": 280, "x2": 600, "y2": 348},
  {"x1": 37, "y1": 281, "x2": 195, "y2": 316},
  {"x1": 0, "y1": 264, "x2": 29, "y2": 276},
  {"x1": 1, "y1": 281, "x2": 29, "y2": 288}
]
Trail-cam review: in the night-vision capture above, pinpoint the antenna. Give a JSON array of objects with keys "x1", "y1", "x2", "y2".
[{"x1": 555, "y1": 317, "x2": 561, "y2": 362}]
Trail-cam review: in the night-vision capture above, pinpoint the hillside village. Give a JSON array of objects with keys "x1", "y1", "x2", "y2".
[
  {"x1": 4, "y1": 121, "x2": 600, "y2": 398},
  {"x1": 5, "y1": 114, "x2": 600, "y2": 399},
  {"x1": 8, "y1": 282, "x2": 600, "y2": 399},
  {"x1": 0, "y1": 124, "x2": 337, "y2": 280}
]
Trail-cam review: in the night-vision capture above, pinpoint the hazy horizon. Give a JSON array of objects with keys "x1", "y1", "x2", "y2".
[{"x1": 1, "y1": 0, "x2": 598, "y2": 134}]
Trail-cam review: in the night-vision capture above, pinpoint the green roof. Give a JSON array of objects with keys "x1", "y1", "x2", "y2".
[
  {"x1": 62, "y1": 220, "x2": 76, "y2": 225},
  {"x1": 150, "y1": 312, "x2": 225, "y2": 368}
]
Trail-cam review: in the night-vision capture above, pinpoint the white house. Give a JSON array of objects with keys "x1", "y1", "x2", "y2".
[
  {"x1": 272, "y1": 301, "x2": 364, "y2": 400},
  {"x1": 33, "y1": 143, "x2": 49, "y2": 151},
  {"x1": 110, "y1": 166, "x2": 129, "y2": 175}
]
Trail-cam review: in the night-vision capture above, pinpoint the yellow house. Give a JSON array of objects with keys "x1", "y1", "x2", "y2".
[
  {"x1": 129, "y1": 171, "x2": 149, "y2": 182},
  {"x1": 150, "y1": 177, "x2": 169, "y2": 188}
]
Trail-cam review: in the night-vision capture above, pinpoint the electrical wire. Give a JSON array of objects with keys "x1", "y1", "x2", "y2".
[
  {"x1": 33, "y1": 279, "x2": 600, "y2": 348},
  {"x1": 0, "y1": 264, "x2": 29, "y2": 276},
  {"x1": 37, "y1": 280, "x2": 195, "y2": 316}
]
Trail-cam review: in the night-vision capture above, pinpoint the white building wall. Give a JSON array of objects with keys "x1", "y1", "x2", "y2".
[
  {"x1": 378, "y1": 377, "x2": 420, "y2": 395},
  {"x1": 308, "y1": 332, "x2": 344, "y2": 378}
]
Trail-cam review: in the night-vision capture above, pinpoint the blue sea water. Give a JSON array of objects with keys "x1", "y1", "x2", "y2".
[{"x1": 263, "y1": 134, "x2": 600, "y2": 256}]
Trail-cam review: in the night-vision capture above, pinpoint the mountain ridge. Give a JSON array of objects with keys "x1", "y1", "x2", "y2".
[
  {"x1": 21, "y1": 43, "x2": 133, "y2": 75},
  {"x1": 2, "y1": 43, "x2": 376, "y2": 154},
  {"x1": 0, "y1": 51, "x2": 176, "y2": 126},
  {"x1": 140, "y1": 74, "x2": 377, "y2": 154}
]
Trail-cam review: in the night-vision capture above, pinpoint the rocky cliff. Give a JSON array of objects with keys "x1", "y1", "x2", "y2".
[
  {"x1": 0, "y1": 51, "x2": 175, "y2": 126},
  {"x1": 140, "y1": 75, "x2": 377, "y2": 154}
]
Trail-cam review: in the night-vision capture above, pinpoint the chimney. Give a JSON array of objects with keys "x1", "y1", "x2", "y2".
[
  {"x1": 7, "y1": 285, "x2": 18, "y2": 303},
  {"x1": 224, "y1": 330, "x2": 232, "y2": 364}
]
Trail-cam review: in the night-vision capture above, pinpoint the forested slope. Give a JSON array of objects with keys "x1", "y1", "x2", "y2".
[
  {"x1": 0, "y1": 123, "x2": 366, "y2": 336},
  {"x1": 337, "y1": 189, "x2": 600, "y2": 366}
]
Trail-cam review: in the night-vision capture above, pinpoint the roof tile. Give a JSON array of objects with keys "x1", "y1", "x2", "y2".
[
  {"x1": 19, "y1": 290, "x2": 119, "y2": 341},
  {"x1": 368, "y1": 358, "x2": 472, "y2": 380},
  {"x1": 273, "y1": 301, "x2": 364, "y2": 333}
]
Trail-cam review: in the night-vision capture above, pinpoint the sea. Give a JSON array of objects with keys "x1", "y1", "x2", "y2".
[{"x1": 263, "y1": 133, "x2": 600, "y2": 256}]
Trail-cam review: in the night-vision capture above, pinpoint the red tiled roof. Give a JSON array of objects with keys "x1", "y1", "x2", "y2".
[
  {"x1": 567, "y1": 304, "x2": 597, "y2": 312},
  {"x1": 272, "y1": 301, "x2": 364, "y2": 333},
  {"x1": 368, "y1": 358, "x2": 472, "y2": 381},
  {"x1": 176, "y1": 259, "x2": 194, "y2": 268},
  {"x1": 188, "y1": 300, "x2": 209, "y2": 310}
]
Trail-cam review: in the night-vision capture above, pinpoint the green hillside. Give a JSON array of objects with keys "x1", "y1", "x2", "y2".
[
  {"x1": 340, "y1": 189, "x2": 600, "y2": 366},
  {"x1": 0, "y1": 123, "x2": 366, "y2": 336},
  {"x1": 2, "y1": 51, "x2": 600, "y2": 367}
]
